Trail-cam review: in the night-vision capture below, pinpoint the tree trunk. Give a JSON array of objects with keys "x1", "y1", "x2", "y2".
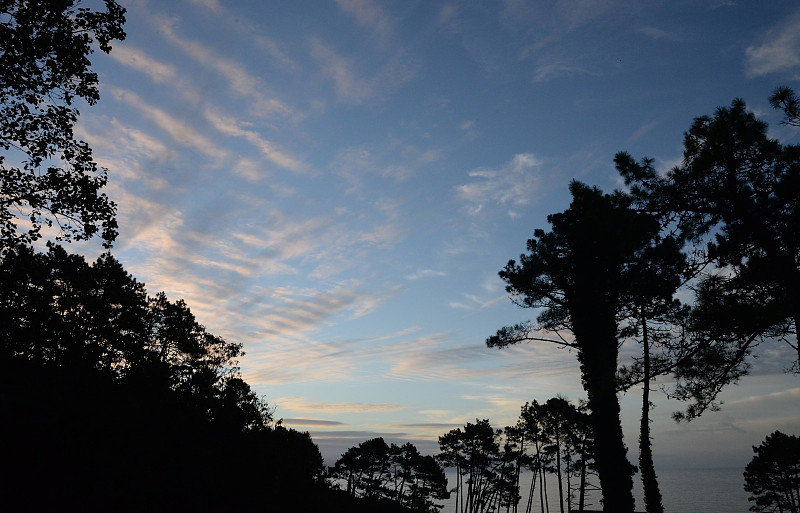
[
  {"x1": 535, "y1": 440, "x2": 547, "y2": 513},
  {"x1": 578, "y1": 454, "x2": 587, "y2": 511},
  {"x1": 576, "y1": 313, "x2": 635, "y2": 513},
  {"x1": 639, "y1": 313, "x2": 664, "y2": 513},
  {"x1": 514, "y1": 440, "x2": 524, "y2": 513},
  {"x1": 543, "y1": 464, "x2": 550, "y2": 513},
  {"x1": 525, "y1": 465, "x2": 537, "y2": 513},
  {"x1": 565, "y1": 447, "x2": 573, "y2": 513},
  {"x1": 556, "y1": 435, "x2": 564, "y2": 513},
  {"x1": 456, "y1": 460, "x2": 462, "y2": 513},
  {"x1": 794, "y1": 314, "x2": 800, "y2": 367}
]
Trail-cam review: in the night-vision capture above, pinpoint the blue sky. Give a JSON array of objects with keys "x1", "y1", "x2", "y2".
[{"x1": 70, "y1": 0, "x2": 799, "y2": 467}]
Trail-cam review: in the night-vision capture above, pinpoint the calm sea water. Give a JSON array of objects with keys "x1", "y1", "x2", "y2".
[{"x1": 438, "y1": 467, "x2": 750, "y2": 513}]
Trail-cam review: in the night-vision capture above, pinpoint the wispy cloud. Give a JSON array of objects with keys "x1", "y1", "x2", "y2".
[
  {"x1": 448, "y1": 293, "x2": 506, "y2": 312},
  {"x1": 311, "y1": 38, "x2": 373, "y2": 103},
  {"x1": 631, "y1": 119, "x2": 661, "y2": 141},
  {"x1": 111, "y1": 190, "x2": 185, "y2": 261},
  {"x1": 275, "y1": 396, "x2": 408, "y2": 413},
  {"x1": 745, "y1": 9, "x2": 800, "y2": 77},
  {"x1": 310, "y1": 38, "x2": 418, "y2": 104},
  {"x1": 242, "y1": 322, "x2": 422, "y2": 385},
  {"x1": 110, "y1": 87, "x2": 223, "y2": 159},
  {"x1": 336, "y1": 0, "x2": 393, "y2": 39},
  {"x1": 204, "y1": 109, "x2": 306, "y2": 172},
  {"x1": 406, "y1": 269, "x2": 447, "y2": 280},
  {"x1": 230, "y1": 209, "x2": 403, "y2": 278},
  {"x1": 109, "y1": 45, "x2": 178, "y2": 83},
  {"x1": 187, "y1": 0, "x2": 300, "y2": 72},
  {"x1": 727, "y1": 387, "x2": 800, "y2": 406},
  {"x1": 157, "y1": 17, "x2": 292, "y2": 117},
  {"x1": 188, "y1": 0, "x2": 222, "y2": 14},
  {"x1": 281, "y1": 418, "x2": 346, "y2": 427},
  {"x1": 383, "y1": 334, "x2": 581, "y2": 388},
  {"x1": 637, "y1": 26, "x2": 684, "y2": 42},
  {"x1": 532, "y1": 61, "x2": 598, "y2": 83},
  {"x1": 456, "y1": 153, "x2": 543, "y2": 217},
  {"x1": 240, "y1": 285, "x2": 372, "y2": 338},
  {"x1": 389, "y1": 422, "x2": 463, "y2": 430},
  {"x1": 459, "y1": 119, "x2": 480, "y2": 140},
  {"x1": 254, "y1": 34, "x2": 300, "y2": 72},
  {"x1": 232, "y1": 157, "x2": 265, "y2": 182},
  {"x1": 501, "y1": 0, "x2": 618, "y2": 32},
  {"x1": 78, "y1": 118, "x2": 173, "y2": 190},
  {"x1": 329, "y1": 143, "x2": 436, "y2": 190}
]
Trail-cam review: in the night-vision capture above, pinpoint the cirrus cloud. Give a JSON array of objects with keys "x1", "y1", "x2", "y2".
[{"x1": 456, "y1": 153, "x2": 543, "y2": 217}]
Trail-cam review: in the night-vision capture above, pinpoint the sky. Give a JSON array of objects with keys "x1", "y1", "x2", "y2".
[{"x1": 66, "y1": 0, "x2": 800, "y2": 469}]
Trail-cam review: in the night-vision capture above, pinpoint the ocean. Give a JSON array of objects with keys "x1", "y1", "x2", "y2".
[{"x1": 437, "y1": 467, "x2": 751, "y2": 513}]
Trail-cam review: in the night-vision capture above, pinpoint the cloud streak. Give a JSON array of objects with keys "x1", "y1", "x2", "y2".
[
  {"x1": 275, "y1": 396, "x2": 408, "y2": 414},
  {"x1": 745, "y1": 9, "x2": 800, "y2": 77},
  {"x1": 456, "y1": 153, "x2": 543, "y2": 217},
  {"x1": 204, "y1": 109, "x2": 306, "y2": 172},
  {"x1": 157, "y1": 17, "x2": 292, "y2": 118},
  {"x1": 110, "y1": 45, "x2": 178, "y2": 84},
  {"x1": 111, "y1": 87, "x2": 223, "y2": 159},
  {"x1": 281, "y1": 418, "x2": 346, "y2": 427},
  {"x1": 336, "y1": 0, "x2": 393, "y2": 39},
  {"x1": 310, "y1": 38, "x2": 418, "y2": 105}
]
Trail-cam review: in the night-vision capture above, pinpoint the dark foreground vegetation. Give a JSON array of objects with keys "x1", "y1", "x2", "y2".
[
  {"x1": 0, "y1": 244, "x2": 328, "y2": 511},
  {"x1": 744, "y1": 431, "x2": 800, "y2": 513}
]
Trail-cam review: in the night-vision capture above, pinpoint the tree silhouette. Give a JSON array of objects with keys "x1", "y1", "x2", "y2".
[
  {"x1": 0, "y1": 244, "x2": 335, "y2": 510},
  {"x1": 618, "y1": 96, "x2": 800, "y2": 420},
  {"x1": 332, "y1": 437, "x2": 448, "y2": 512},
  {"x1": 438, "y1": 419, "x2": 512, "y2": 513},
  {"x1": 487, "y1": 182, "x2": 679, "y2": 512},
  {"x1": 770, "y1": 86, "x2": 800, "y2": 127},
  {"x1": 744, "y1": 431, "x2": 800, "y2": 513},
  {"x1": 517, "y1": 398, "x2": 596, "y2": 513},
  {"x1": 613, "y1": 153, "x2": 696, "y2": 513},
  {"x1": 436, "y1": 408, "x2": 598, "y2": 513},
  {"x1": 1, "y1": 0, "x2": 125, "y2": 247}
]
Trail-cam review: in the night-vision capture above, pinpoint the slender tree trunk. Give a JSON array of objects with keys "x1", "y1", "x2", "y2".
[
  {"x1": 535, "y1": 440, "x2": 546, "y2": 513},
  {"x1": 543, "y1": 464, "x2": 550, "y2": 513},
  {"x1": 566, "y1": 448, "x2": 573, "y2": 513},
  {"x1": 578, "y1": 453, "x2": 587, "y2": 511},
  {"x1": 455, "y1": 460, "x2": 462, "y2": 513},
  {"x1": 556, "y1": 436, "x2": 564, "y2": 513},
  {"x1": 514, "y1": 440, "x2": 524, "y2": 513},
  {"x1": 639, "y1": 312, "x2": 664, "y2": 513},
  {"x1": 784, "y1": 465, "x2": 798, "y2": 513},
  {"x1": 525, "y1": 466, "x2": 537, "y2": 513},
  {"x1": 467, "y1": 464, "x2": 474, "y2": 513},
  {"x1": 460, "y1": 467, "x2": 465, "y2": 513},
  {"x1": 794, "y1": 315, "x2": 800, "y2": 366}
]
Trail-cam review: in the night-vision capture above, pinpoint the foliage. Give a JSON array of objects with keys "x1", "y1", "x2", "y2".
[
  {"x1": 0, "y1": 243, "x2": 245, "y2": 399},
  {"x1": 437, "y1": 406, "x2": 595, "y2": 513},
  {"x1": 488, "y1": 181, "x2": 673, "y2": 511},
  {"x1": 770, "y1": 86, "x2": 800, "y2": 126},
  {"x1": 518, "y1": 398, "x2": 597, "y2": 513},
  {"x1": 617, "y1": 95, "x2": 800, "y2": 420},
  {"x1": 438, "y1": 419, "x2": 512, "y2": 513},
  {"x1": 744, "y1": 431, "x2": 800, "y2": 513},
  {"x1": 0, "y1": 244, "x2": 331, "y2": 510},
  {"x1": 0, "y1": 0, "x2": 125, "y2": 247},
  {"x1": 332, "y1": 437, "x2": 449, "y2": 512}
]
